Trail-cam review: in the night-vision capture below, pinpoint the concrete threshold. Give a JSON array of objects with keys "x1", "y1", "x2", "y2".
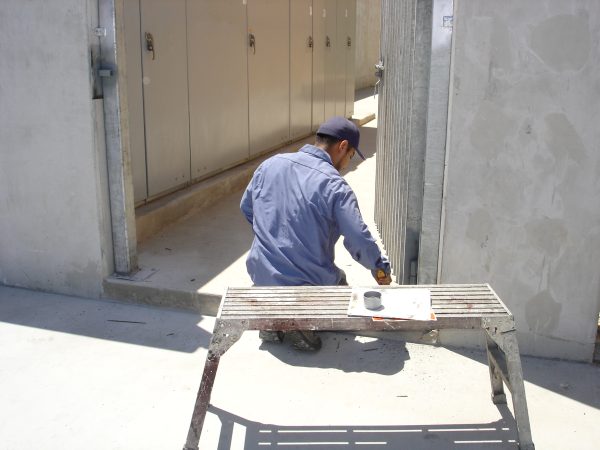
[{"x1": 103, "y1": 275, "x2": 222, "y2": 316}]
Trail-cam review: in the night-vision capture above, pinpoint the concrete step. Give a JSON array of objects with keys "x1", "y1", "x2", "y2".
[{"x1": 103, "y1": 274, "x2": 221, "y2": 316}]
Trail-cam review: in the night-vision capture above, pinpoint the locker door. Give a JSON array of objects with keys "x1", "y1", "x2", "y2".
[
  {"x1": 312, "y1": 0, "x2": 326, "y2": 131},
  {"x1": 323, "y1": 0, "x2": 337, "y2": 121},
  {"x1": 344, "y1": 0, "x2": 357, "y2": 118},
  {"x1": 248, "y1": 0, "x2": 290, "y2": 155},
  {"x1": 187, "y1": 0, "x2": 249, "y2": 180},
  {"x1": 123, "y1": 0, "x2": 147, "y2": 203},
  {"x1": 140, "y1": 0, "x2": 190, "y2": 197},
  {"x1": 290, "y1": 0, "x2": 313, "y2": 140},
  {"x1": 335, "y1": 0, "x2": 347, "y2": 116}
]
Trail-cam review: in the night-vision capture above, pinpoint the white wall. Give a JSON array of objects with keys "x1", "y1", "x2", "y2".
[
  {"x1": 355, "y1": 0, "x2": 381, "y2": 89},
  {"x1": 441, "y1": 0, "x2": 600, "y2": 360},
  {"x1": 0, "y1": 0, "x2": 113, "y2": 298}
]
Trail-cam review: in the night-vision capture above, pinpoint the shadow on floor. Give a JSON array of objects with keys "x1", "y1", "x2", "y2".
[
  {"x1": 207, "y1": 404, "x2": 519, "y2": 450},
  {"x1": 449, "y1": 346, "x2": 600, "y2": 412},
  {"x1": 0, "y1": 286, "x2": 212, "y2": 353},
  {"x1": 259, "y1": 332, "x2": 409, "y2": 375},
  {"x1": 355, "y1": 86, "x2": 377, "y2": 102}
]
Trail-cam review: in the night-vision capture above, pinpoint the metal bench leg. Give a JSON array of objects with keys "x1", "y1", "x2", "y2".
[
  {"x1": 183, "y1": 320, "x2": 244, "y2": 450},
  {"x1": 485, "y1": 334, "x2": 507, "y2": 404},
  {"x1": 486, "y1": 324, "x2": 535, "y2": 450},
  {"x1": 501, "y1": 331, "x2": 535, "y2": 450}
]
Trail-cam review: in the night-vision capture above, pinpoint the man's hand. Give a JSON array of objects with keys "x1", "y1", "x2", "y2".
[{"x1": 372, "y1": 268, "x2": 392, "y2": 285}]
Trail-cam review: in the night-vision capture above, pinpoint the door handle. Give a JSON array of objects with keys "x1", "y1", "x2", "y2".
[
  {"x1": 347, "y1": 36, "x2": 352, "y2": 47},
  {"x1": 308, "y1": 36, "x2": 313, "y2": 48},
  {"x1": 326, "y1": 36, "x2": 331, "y2": 48},
  {"x1": 145, "y1": 32, "x2": 155, "y2": 60},
  {"x1": 249, "y1": 33, "x2": 256, "y2": 54}
]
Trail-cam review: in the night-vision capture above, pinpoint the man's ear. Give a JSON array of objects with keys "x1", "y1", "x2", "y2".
[{"x1": 339, "y1": 140, "x2": 349, "y2": 153}]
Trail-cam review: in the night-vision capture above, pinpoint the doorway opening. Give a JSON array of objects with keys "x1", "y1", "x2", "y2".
[{"x1": 102, "y1": 0, "x2": 380, "y2": 311}]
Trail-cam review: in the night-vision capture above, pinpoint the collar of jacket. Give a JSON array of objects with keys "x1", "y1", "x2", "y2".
[{"x1": 299, "y1": 144, "x2": 333, "y2": 165}]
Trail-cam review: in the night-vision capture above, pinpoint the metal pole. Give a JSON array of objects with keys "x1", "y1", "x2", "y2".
[{"x1": 98, "y1": 0, "x2": 138, "y2": 274}]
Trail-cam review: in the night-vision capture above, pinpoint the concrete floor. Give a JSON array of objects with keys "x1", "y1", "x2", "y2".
[
  {"x1": 2, "y1": 92, "x2": 599, "y2": 448},
  {"x1": 1, "y1": 285, "x2": 599, "y2": 449}
]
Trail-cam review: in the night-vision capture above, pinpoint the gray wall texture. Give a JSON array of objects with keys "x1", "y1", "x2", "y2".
[
  {"x1": 355, "y1": 0, "x2": 381, "y2": 89},
  {"x1": 0, "y1": 0, "x2": 112, "y2": 298},
  {"x1": 440, "y1": 0, "x2": 600, "y2": 360}
]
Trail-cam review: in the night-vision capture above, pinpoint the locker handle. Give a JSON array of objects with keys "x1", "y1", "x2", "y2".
[
  {"x1": 347, "y1": 36, "x2": 352, "y2": 48},
  {"x1": 308, "y1": 36, "x2": 313, "y2": 48},
  {"x1": 326, "y1": 36, "x2": 331, "y2": 48},
  {"x1": 249, "y1": 33, "x2": 256, "y2": 54},
  {"x1": 145, "y1": 32, "x2": 155, "y2": 60}
]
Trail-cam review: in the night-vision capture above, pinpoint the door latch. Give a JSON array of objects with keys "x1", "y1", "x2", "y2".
[
  {"x1": 249, "y1": 33, "x2": 256, "y2": 54},
  {"x1": 308, "y1": 36, "x2": 313, "y2": 48},
  {"x1": 326, "y1": 36, "x2": 331, "y2": 48},
  {"x1": 145, "y1": 32, "x2": 155, "y2": 60},
  {"x1": 347, "y1": 36, "x2": 352, "y2": 47}
]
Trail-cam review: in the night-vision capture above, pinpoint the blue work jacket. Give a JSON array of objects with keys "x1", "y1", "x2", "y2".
[{"x1": 240, "y1": 144, "x2": 390, "y2": 286}]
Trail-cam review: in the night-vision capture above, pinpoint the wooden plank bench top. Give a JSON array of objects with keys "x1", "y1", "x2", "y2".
[
  {"x1": 184, "y1": 284, "x2": 534, "y2": 450},
  {"x1": 219, "y1": 284, "x2": 513, "y2": 332}
]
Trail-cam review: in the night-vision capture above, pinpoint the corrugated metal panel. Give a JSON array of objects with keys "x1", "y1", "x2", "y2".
[
  {"x1": 374, "y1": 0, "x2": 418, "y2": 283},
  {"x1": 375, "y1": 0, "x2": 452, "y2": 285}
]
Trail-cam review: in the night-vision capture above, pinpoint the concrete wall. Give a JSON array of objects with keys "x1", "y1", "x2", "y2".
[
  {"x1": 0, "y1": 0, "x2": 113, "y2": 298},
  {"x1": 355, "y1": 0, "x2": 381, "y2": 89},
  {"x1": 440, "y1": 0, "x2": 600, "y2": 360}
]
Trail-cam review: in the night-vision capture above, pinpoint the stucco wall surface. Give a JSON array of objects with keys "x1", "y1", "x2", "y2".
[
  {"x1": 441, "y1": 0, "x2": 600, "y2": 360},
  {"x1": 0, "y1": 0, "x2": 111, "y2": 298},
  {"x1": 355, "y1": 0, "x2": 381, "y2": 89}
]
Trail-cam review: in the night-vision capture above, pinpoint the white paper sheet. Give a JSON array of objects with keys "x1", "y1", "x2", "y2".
[{"x1": 347, "y1": 287, "x2": 435, "y2": 321}]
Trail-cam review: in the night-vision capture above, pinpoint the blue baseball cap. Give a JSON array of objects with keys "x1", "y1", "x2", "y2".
[{"x1": 317, "y1": 116, "x2": 365, "y2": 160}]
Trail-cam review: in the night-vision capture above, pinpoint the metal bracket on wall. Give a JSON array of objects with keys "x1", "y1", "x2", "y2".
[{"x1": 374, "y1": 59, "x2": 384, "y2": 97}]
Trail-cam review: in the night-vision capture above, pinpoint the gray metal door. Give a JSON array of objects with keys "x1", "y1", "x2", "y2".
[
  {"x1": 323, "y1": 0, "x2": 337, "y2": 120},
  {"x1": 123, "y1": 0, "x2": 147, "y2": 203},
  {"x1": 140, "y1": 0, "x2": 190, "y2": 197},
  {"x1": 335, "y1": 0, "x2": 347, "y2": 116},
  {"x1": 290, "y1": 0, "x2": 313, "y2": 141},
  {"x1": 374, "y1": 0, "x2": 418, "y2": 283},
  {"x1": 375, "y1": 0, "x2": 449, "y2": 284},
  {"x1": 344, "y1": 0, "x2": 356, "y2": 118},
  {"x1": 187, "y1": 0, "x2": 249, "y2": 180},
  {"x1": 248, "y1": 0, "x2": 290, "y2": 155},
  {"x1": 312, "y1": 0, "x2": 326, "y2": 131}
]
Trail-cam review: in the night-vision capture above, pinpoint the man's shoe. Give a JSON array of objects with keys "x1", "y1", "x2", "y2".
[
  {"x1": 259, "y1": 330, "x2": 284, "y2": 342},
  {"x1": 286, "y1": 330, "x2": 322, "y2": 351}
]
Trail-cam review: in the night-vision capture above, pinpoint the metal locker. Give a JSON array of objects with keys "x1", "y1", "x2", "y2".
[
  {"x1": 247, "y1": 0, "x2": 290, "y2": 156},
  {"x1": 140, "y1": 0, "x2": 190, "y2": 197},
  {"x1": 187, "y1": 0, "x2": 249, "y2": 180},
  {"x1": 290, "y1": 0, "x2": 313, "y2": 140},
  {"x1": 312, "y1": 0, "x2": 326, "y2": 131},
  {"x1": 123, "y1": 0, "x2": 148, "y2": 203},
  {"x1": 323, "y1": 0, "x2": 337, "y2": 121},
  {"x1": 335, "y1": 0, "x2": 347, "y2": 116},
  {"x1": 344, "y1": 0, "x2": 356, "y2": 118}
]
